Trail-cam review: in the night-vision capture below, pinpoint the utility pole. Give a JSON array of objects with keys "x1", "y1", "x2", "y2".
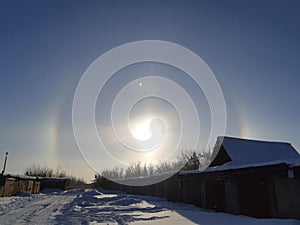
[{"x1": 1, "y1": 152, "x2": 8, "y2": 176}]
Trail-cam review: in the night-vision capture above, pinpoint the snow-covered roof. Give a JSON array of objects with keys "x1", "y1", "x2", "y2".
[
  {"x1": 1, "y1": 174, "x2": 69, "y2": 181},
  {"x1": 38, "y1": 177, "x2": 70, "y2": 181},
  {"x1": 2, "y1": 174, "x2": 38, "y2": 180},
  {"x1": 180, "y1": 158, "x2": 300, "y2": 175},
  {"x1": 210, "y1": 136, "x2": 300, "y2": 168}
]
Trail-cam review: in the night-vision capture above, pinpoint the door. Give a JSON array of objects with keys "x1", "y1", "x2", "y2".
[
  {"x1": 237, "y1": 177, "x2": 271, "y2": 218},
  {"x1": 205, "y1": 180, "x2": 226, "y2": 212}
]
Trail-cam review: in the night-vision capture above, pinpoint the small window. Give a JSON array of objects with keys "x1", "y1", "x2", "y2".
[{"x1": 288, "y1": 169, "x2": 294, "y2": 179}]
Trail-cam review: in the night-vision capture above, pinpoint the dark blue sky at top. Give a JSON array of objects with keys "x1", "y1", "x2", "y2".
[{"x1": 0, "y1": 0, "x2": 299, "y2": 179}]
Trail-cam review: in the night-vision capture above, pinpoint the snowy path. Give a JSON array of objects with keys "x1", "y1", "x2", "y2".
[
  {"x1": 0, "y1": 193, "x2": 76, "y2": 225},
  {"x1": 0, "y1": 189, "x2": 299, "y2": 225}
]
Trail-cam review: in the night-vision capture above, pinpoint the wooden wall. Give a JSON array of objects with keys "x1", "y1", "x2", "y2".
[
  {"x1": 99, "y1": 164, "x2": 300, "y2": 220},
  {"x1": 0, "y1": 178, "x2": 40, "y2": 197}
]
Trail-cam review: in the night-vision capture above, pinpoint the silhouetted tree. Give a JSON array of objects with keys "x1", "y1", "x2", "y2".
[{"x1": 94, "y1": 150, "x2": 212, "y2": 183}]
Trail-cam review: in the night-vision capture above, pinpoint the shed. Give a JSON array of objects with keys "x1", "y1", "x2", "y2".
[
  {"x1": 0, "y1": 174, "x2": 40, "y2": 197},
  {"x1": 197, "y1": 136, "x2": 300, "y2": 219},
  {"x1": 39, "y1": 177, "x2": 70, "y2": 191}
]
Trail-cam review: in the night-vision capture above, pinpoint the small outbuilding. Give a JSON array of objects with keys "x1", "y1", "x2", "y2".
[
  {"x1": 39, "y1": 177, "x2": 70, "y2": 191},
  {"x1": 0, "y1": 175, "x2": 70, "y2": 197},
  {"x1": 0, "y1": 174, "x2": 40, "y2": 197}
]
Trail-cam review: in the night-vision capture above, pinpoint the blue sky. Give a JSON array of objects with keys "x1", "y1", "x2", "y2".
[{"x1": 0, "y1": 0, "x2": 299, "y2": 181}]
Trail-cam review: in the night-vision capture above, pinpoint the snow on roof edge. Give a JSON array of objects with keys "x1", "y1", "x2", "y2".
[
  {"x1": 217, "y1": 136, "x2": 293, "y2": 146},
  {"x1": 180, "y1": 158, "x2": 300, "y2": 175}
]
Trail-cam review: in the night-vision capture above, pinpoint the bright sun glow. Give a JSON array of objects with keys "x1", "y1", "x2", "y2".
[{"x1": 132, "y1": 120, "x2": 152, "y2": 141}]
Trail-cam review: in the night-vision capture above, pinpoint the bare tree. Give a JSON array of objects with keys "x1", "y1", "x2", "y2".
[
  {"x1": 25, "y1": 164, "x2": 86, "y2": 189},
  {"x1": 25, "y1": 164, "x2": 54, "y2": 177},
  {"x1": 96, "y1": 150, "x2": 212, "y2": 182}
]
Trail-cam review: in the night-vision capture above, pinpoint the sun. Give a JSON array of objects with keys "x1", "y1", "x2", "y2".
[{"x1": 132, "y1": 120, "x2": 152, "y2": 141}]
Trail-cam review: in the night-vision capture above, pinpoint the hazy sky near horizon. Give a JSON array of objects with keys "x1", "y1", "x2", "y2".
[{"x1": 0, "y1": 0, "x2": 299, "y2": 181}]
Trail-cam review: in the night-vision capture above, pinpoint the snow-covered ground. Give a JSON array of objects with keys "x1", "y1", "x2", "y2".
[{"x1": 0, "y1": 189, "x2": 299, "y2": 225}]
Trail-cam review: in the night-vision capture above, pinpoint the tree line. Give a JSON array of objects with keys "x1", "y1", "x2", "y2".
[
  {"x1": 24, "y1": 150, "x2": 212, "y2": 188},
  {"x1": 95, "y1": 150, "x2": 212, "y2": 181}
]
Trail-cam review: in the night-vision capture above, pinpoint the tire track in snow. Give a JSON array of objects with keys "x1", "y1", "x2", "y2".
[{"x1": 0, "y1": 194, "x2": 76, "y2": 225}]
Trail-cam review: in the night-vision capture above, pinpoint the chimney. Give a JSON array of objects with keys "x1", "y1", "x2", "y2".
[{"x1": 1, "y1": 152, "x2": 8, "y2": 176}]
